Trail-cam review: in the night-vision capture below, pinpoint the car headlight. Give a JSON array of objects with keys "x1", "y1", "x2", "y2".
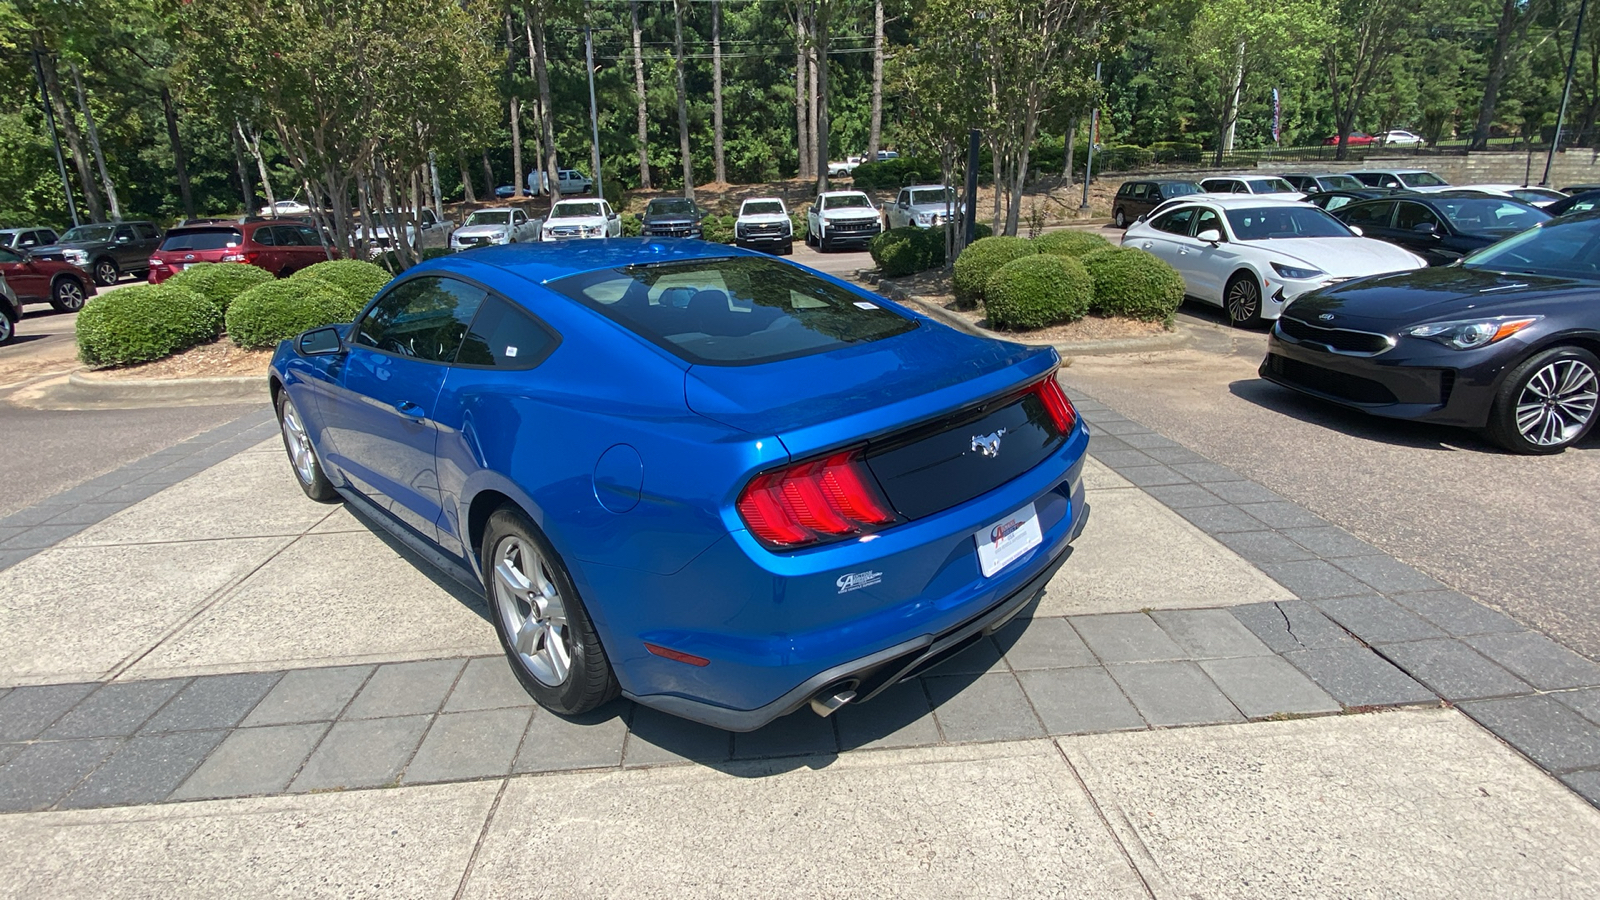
[
  {"x1": 1404, "y1": 316, "x2": 1542, "y2": 350},
  {"x1": 1271, "y1": 261, "x2": 1323, "y2": 279},
  {"x1": 583, "y1": 225, "x2": 601, "y2": 236},
  {"x1": 916, "y1": 213, "x2": 933, "y2": 225},
  {"x1": 489, "y1": 230, "x2": 507, "y2": 241},
  {"x1": 64, "y1": 249, "x2": 88, "y2": 263}
]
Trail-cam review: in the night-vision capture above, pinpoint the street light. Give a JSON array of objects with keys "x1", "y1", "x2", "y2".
[{"x1": 585, "y1": 24, "x2": 605, "y2": 205}]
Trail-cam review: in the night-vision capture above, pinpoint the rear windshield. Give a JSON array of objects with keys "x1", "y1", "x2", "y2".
[
  {"x1": 548, "y1": 256, "x2": 917, "y2": 366},
  {"x1": 160, "y1": 228, "x2": 243, "y2": 251}
]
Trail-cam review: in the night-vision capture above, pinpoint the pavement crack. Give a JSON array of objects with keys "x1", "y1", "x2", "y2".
[{"x1": 1276, "y1": 602, "x2": 1302, "y2": 648}]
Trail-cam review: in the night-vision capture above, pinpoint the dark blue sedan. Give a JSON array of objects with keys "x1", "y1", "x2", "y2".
[{"x1": 269, "y1": 240, "x2": 1090, "y2": 730}]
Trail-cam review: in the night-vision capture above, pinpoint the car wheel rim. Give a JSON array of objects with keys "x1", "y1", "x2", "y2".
[
  {"x1": 1227, "y1": 280, "x2": 1259, "y2": 322},
  {"x1": 58, "y1": 283, "x2": 84, "y2": 309},
  {"x1": 0, "y1": 318, "x2": 11, "y2": 341},
  {"x1": 492, "y1": 536, "x2": 572, "y2": 687},
  {"x1": 1515, "y1": 358, "x2": 1598, "y2": 446},
  {"x1": 280, "y1": 400, "x2": 318, "y2": 486},
  {"x1": 95, "y1": 261, "x2": 115, "y2": 283}
]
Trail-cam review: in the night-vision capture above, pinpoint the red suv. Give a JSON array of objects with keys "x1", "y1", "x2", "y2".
[
  {"x1": 148, "y1": 220, "x2": 335, "y2": 284},
  {"x1": 0, "y1": 245, "x2": 96, "y2": 314}
]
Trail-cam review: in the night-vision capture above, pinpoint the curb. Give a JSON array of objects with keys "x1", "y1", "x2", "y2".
[
  {"x1": 876, "y1": 279, "x2": 1191, "y2": 357},
  {"x1": 13, "y1": 370, "x2": 267, "y2": 409}
]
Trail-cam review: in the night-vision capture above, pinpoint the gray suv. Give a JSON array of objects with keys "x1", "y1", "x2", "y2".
[
  {"x1": 32, "y1": 221, "x2": 163, "y2": 285},
  {"x1": 0, "y1": 227, "x2": 60, "y2": 251}
]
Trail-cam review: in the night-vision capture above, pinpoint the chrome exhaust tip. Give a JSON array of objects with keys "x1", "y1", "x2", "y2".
[{"x1": 809, "y1": 688, "x2": 858, "y2": 718}]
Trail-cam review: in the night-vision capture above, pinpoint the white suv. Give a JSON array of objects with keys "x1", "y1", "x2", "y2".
[
  {"x1": 806, "y1": 191, "x2": 882, "y2": 252},
  {"x1": 734, "y1": 198, "x2": 794, "y2": 254}
]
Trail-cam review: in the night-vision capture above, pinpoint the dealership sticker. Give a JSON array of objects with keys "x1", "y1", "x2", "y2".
[
  {"x1": 975, "y1": 502, "x2": 1042, "y2": 578},
  {"x1": 836, "y1": 570, "x2": 883, "y2": 594}
]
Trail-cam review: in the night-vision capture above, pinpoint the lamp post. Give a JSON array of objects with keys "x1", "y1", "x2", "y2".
[
  {"x1": 31, "y1": 43, "x2": 78, "y2": 227},
  {"x1": 1543, "y1": 0, "x2": 1589, "y2": 186},
  {"x1": 585, "y1": 23, "x2": 605, "y2": 204},
  {"x1": 1079, "y1": 62, "x2": 1101, "y2": 212}
]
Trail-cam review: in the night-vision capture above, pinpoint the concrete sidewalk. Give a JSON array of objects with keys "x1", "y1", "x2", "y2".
[{"x1": 2, "y1": 396, "x2": 1599, "y2": 896}]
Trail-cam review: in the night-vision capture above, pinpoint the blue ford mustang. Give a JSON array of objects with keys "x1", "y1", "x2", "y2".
[{"x1": 270, "y1": 240, "x2": 1089, "y2": 730}]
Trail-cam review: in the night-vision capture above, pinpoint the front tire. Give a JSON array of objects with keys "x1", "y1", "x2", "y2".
[
  {"x1": 482, "y1": 507, "x2": 618, "y2": 715},
  {"x1": 0, "y1": 314, "x2": 14, "y2": 346},
  {"x1": 50, "y1": 277, "x2": 86, "y2": 313},
  {"x1": 1224, "y1": 272, "x2": 1264, "y2": 328},
  {"x1": 92, "y1": 258, "x2": 119, "y2": 286},
  {"x1": 277, "y1": 392, "x2": 338, "y2": 502},
  {"x1": 1485, "y1": 346, "x2": 1599, "y2": 454}
]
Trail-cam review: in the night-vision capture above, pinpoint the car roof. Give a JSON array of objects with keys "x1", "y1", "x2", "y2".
[
  {"x1": 1349, "y1": 168, "x2": 1435, "y2": 175},
  {"x1": 550, "y1": 198, "x2": 601, "y2": 206},
  {"x1": 818, "y1": 190, "x2": 870, "y2": 198},
  {"x1": 472, "y1": 206, "x2": 520, "y2": 213},
  {"x1": 1163, "y1": 196, "x2": 1309, "y2": 209},
  {"x1": 740, "y1": 196, "x2": 785, "y2": 204},
  {"x1": 411, "y1": 237, "x2": 751, "y2": 285},
  {"x1": 901, "y1": 184, "x2": 952, "y2": 191}
]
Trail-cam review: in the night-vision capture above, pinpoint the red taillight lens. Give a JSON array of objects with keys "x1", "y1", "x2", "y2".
[
  {"x1": 1033, "y1": 377, "x2": 1078, "y2": 435},
  {"x1": 736, "y1": 448, "x2": 897, "y2": 549}
]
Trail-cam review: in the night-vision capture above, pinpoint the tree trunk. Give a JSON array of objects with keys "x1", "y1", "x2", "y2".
[
  {"x1": 507, "y1": 11, "x2": 526, "y2": 199},
  {"x1": 866, "y1": 0, "x2": 884, "y2": 164},
  {"x1": 815, "y1": 0, "x2": 831, "y2": 193},
  {"x1": 458, "y1": 153, "x2": 477, "y2": 203},
  {"x1": 231, "y1": 125, "x2": 255, "y2": 214},
  {"x1": 1471, "y1": 0, "x2": 1530, "y2": 150},
  {"x1": 238, "y1": 122, "x2": 277, "y2": 212},
  {"x1": 809, "y1": 12, "x2": 821, "y2": 186},
  {"x1": 712, "y1": 0, "x2": 726, "y2": 184},
  {"x1": 527, "y1": 0, "x2": 561, "y2": 201},
  {"x1": 673, "y1": 0, "x2": 695, "y2": 200},
  {"x1": 482, "y1": 150, "x2": 496, "y2": 197},
  {"x1": 1063, "y1": 118, "x2": 1077, "y2": 183},
  {"x1": 1220, "y1": 38, "x2": 1246, "y2": 157},
  {"x1": 1005, "y1": 103, "x2": 1043, "y2": 236},
  {"x1": 160, "y1": 85, "x2": 194, "y2": 221},
  {"x1": 68, "y1": 62, "x2": 121, "y2": 221},
  {"x1": 631, "y1": 0, "x2": 652, "y2": 189},
  {"x1": 795, "y1": 9, "x2": 812, "y2": 179},
  {"x1": 36, "y1": 39, "x2": 104, "y2": 222}
]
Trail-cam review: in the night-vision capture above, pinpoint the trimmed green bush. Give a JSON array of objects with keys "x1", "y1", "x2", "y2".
[
  {"x1": 290, "y1": 259, "x2": 392, "y2": 309},
  {"x1": 952, "y1": 235, "x2": 1036, "y2": 308},
  {"x1": 982, "y1": 254, "x2": 1092, "y2": 331},
  {"x1": 621, "y1": 213, "x2": 642, "y2": 237},
  {"x1": 972, "y1": 223, "x2": 994, "y2": 241},
  {"x1": 1149, "y1": 141, "x2": 1203, "y2": 164},
  {"x1": 420, "y1": 247, "x2": 451, "y2": 261},
  {"x1": 790, "y1": 211, "x2": 809, "y2": 242},
  {"x1": 226, "y1": 278, "x2": 363, "y2": 349},
  {"x1": 700, "y1": 214, "x2": 737, "y2": 244},
  {"x1": 76, "y1": 284, "x2": 222, "y2": 367},
  {"x1": 1082, "y1": 247, "x2": 1185, "y2": 325},
  {"x1": 164, "y1": 262, "x2": 275, "y2": 315},
  {"x1": 1094, "y1": 144, "x2": 1155, "y2": 172},
  {"x1": 870, "y1": 227, "x2": 922, "y2": 277},
  {"x1": 849, "y1": 157, "x2": 942, "y2": 191},
  {"x1": 1033, "y1": 230, "x2": 1112, "y2": 259}
]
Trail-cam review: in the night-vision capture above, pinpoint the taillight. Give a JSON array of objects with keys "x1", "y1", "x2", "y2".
[
  {"x1": 220, "y1": 252, "x2": 246, "y2": 262},
  {"x1": 736, "y1": 448, "x2": 897, "y2": 549},
  {"x1": 147, "y1": 257, "x2": 163, "y2": 268},
  {"x1": 1032, "y1": 377, "x2": 1078, "y2": 435}
]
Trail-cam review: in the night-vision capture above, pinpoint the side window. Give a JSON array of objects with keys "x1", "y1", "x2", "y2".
[
  {"x1": 897, "y1": 190, "x2": 910, "y2": 206},
  {"x1": 1394, "y1": 202, "x2": 1442, "y2": 231},
  {"x1": 254, "y1": 227, "x2": 277, "y2": 246},
  {"x1": 1340, "y1": 201, "x2": 1395, "y2": 229},
  {"x1": 18, "y1": 232, "x2": 38, "y2": 247},
  {"x1": 513, "y1": 210, "x2": 527, "y2": 226},
  {"x1": 1131, "y1": 184, "x2": 1149, "y2": 200},
  {"x1": 421, "y1": 209, "x2": 436, "y2": 226},
  {"x1": 455, "y1": 296, "x2": 558, "y2": 369},
  {"x1": 296, "y1": 226, "x2": 323, "y2": 246},
  {"x1": 113, "y1": 224, "x2": 135, "y2": 242},
  {"x1": 1193, "y1": 208, "x2": 1224, "y2": 238},
  {"x1": 0, "y1": 247, "x2": 22, "y2": 264},
  {"x1": 135, "y1": 224, "x2": 159, "y2": 240},
  {"x1": 353, "y1": 276, "x2": 488, "y2": 363},
  {"x1": 274, "y1": 226, "x2": 305, "y2": 247},
  {"x1": 1324, "y1": 196, "x2": 1353, "y2": 212},
  {"x1": 1117, "y1": 184, "x2": 1133, "y2": 198},
  {"x1": 1152, "y1": 208, "x2": 1197, "y2": 236}
]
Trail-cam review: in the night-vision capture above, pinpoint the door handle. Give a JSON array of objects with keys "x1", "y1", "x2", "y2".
[{"x1": 395, "y1": 400, "x2": 425, "y2": 420}]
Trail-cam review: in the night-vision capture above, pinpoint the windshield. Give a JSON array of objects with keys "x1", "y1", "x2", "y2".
[
  {"x1": 549, "y1": 256, "x2": 917, "y2": 366},
  {"x1": 823, "y1": 194, "x2": 871, "y2": 210},
  {"x1": 1436, "y1": 198, "x2": 1550, "y2": 233},
  {"x1": 1225, "y1": 206, "x2": 1352, "y2": 240},
  {"x1": 1399, "y1": 172, "x2": 1448, "y2": 187},
  {"x1": 463, "y1": 211, "x2": 511, "y2": 228},
  {"x1": 61, "y1": 225, "x2": 114, "y2": 243},
  {"x1": 1247, "y1": 178, "x2": 1298, "y2": 194},
  {"x1": 1319, "y1": 175, "x2": 1365, "y2": 191},
  {"x1": 160, "y1": 229, "x2": 242, "y2": 251},
  {"x1": 646, "y1": 199, "x2": 695, "y2": 216},
  {"x1": 909, "y1": 189, "x2": 954, "y2": 205},
  {"x1": 742, "y1": 201, "x2": 784, "y2": 216},
  {"x1": 1462, "y1": 217, "x2": 1600, "y2": 280},
  {"x1": 552, "y1": 202, "x2": 603, "y2": 218}
]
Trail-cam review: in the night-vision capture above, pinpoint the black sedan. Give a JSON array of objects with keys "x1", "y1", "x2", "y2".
[
  {"x1": 1260, "y1": 214, "x2": 1600, "y2": 454},
  {"x1": 1305, "y1": 187, "x2": 1411, "y2": 214},
  {"x1": 1332, "y1": 195, "x2": 1551, "y2": 266},
  {"x1": 1546, "y1": 189, "x2": 1600, "y2": 217}
]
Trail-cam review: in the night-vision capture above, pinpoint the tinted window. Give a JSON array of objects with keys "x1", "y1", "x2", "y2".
[
  {"x1": 113, "y1": 225, "x2": 135, "y2": 241},
  {"x1": 1226, "y1": 206, "x2": 1351, "y2": 239},
  {"x1": 1193, "y1": 208, "x2": 1224, "y2": 238},
  {"x1": 0, "y1": 233, "x2": 14, "y2": 247},
  {"x1": 62, "y1": 225, "x2": 114, "y2": 243},
  {"x1": 1351, "y1": 173, "x2": 1387, "y2": 187},
  {"x1": 296, "y1": 226, "x2": 323, "y2": 246},
  {"x1": 354, "y1": 277, "x2": 487, "y2": 363},
  {"x1": 743, "y1": 201, "x2": 784, "y2": 215},
  {"x1": 1319, "y1": 175, "x2": 1364, "y2": 191},
  {"x1": 647, "y1": 199, "x2": 696, "y2": 215},
  {"x1": 274, "y1": 226, "x2": 305, "y2": 247},
  {"x1": 1462, "y1": 217, "x2": 1600, "y2": 279},
  {"x1": 1151, "y1": 208, "x2": 1197, "y2": 235},
  {"x1": 549, "y1": 256, "x2": 918, "y2": 366},
  {"x1": 1130, "y1": 184, "x2": 1149, "y2": 199},
  {"x1": 552, "y1": 203, "x2": 601, "y2": 218},
  {"x1": 1246, "y1": 178, "x2": 1297, "y2": 194},
  {"x1": 135, "y1": 223, "x2": 159, "y2": 240},
  {"x1": 822, "y1": 194, "x2": 872, "y2": 209},
  {"x1": 456, "y1": 296, "x2": 557, "y2": 369},
  {"x1": 1160, "y1": 183, "x2": 1201, "y2": 199},
  {"x1": 1118, "y1": 183, "x2": 1134, "y2": 197},
  {"x1": 1434, "y1": 199, "x2": 1550, "y2": 234},
  {"x1": 1398, "y1": 172, "x2": 1448, "y2": 188},
  {"x1": 0, "y1": 248, "x2": 22, "y2": 263},
  {"x1": 1394, "y1": 202, "x2": 1442, "y2": 231},
  {"x1": 1338, "y1": 201, "x2": 1395, "y2": 228},
  {"x1": 254, "y1": 226, "x2": 277, "y2": 246},
  {"x1": 909, "y1": 189, "x2": 953, "y2": 205},
  {"x1": 160, "y1": 229, "x2": 244, "y2": 251}
]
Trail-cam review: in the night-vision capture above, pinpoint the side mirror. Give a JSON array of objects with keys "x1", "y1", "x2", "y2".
[
  {"x1": 1412, "y1": 222, "x2": 1439, "y2": 236},
  {"x1": 297, "y1": 326, "x2": 344, "y2": 356},
  {"x1": 1348, "y1": 225, "x2": 1364, "y2": 236},
  {"x1": 609, "y1": 212, "x2": 619, "y2": 220},
  {"x1": 1196, "y1": 228, "x2": 1223, "y2": 244}
]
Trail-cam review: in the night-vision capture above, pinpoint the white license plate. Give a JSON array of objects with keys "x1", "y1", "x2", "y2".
[{"x1": 974, "y1": 502, "x2": 1043, "y2": 578}]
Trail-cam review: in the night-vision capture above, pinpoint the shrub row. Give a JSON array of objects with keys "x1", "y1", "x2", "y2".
[
  {"x1": 76, "y1": 259, "x2": 395, "y2": 366},
  {"x1": 954, "y1": 232, "x2": 1183, "y2": 331},
  {"x1": 849, "y1": 157, "x2": 943, "y2": 191}
]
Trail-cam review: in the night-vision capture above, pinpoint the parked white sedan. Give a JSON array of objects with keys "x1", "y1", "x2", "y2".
[
  {"x1": 1121, "y1": 197, "x2": 1426, "y2": 327},
  {"x1": 541, "y1": 199, "x2": 622, "y2": 241},
  {"x1": 1381, "y1": 129, "x2": 1426, "y2": 146}
]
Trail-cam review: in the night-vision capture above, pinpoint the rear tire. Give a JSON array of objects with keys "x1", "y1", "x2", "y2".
[
  {"x1": 1224, "y1": 272, "x2": 1264, "y2": 329},
  {"x1": 1114, "y1": 208, "x2": 1127, "y2": 228},
  {"x1": 1484, "y1": 346, "x2": 1599, "y2": 455},
  {"x1": 92, "y1": 258, "x2": 118, "y2": 286},
  {"x1": 50, "y1": 277, "x2": 86, "y2": 313},
  {"x1": 482, "y1": 506, "x2": 619, "y2": 716}
]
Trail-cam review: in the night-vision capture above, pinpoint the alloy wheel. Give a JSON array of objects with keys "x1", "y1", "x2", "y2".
[
  {"x1": 279, "y1": 399, "x2": 318, "y2": 487},
  {"x1": 1514, "y1": 358, "x2": 1598, "y2": 447},
  {"x1": 1226, "y1": 277, "x2": 1260, "y2": 324},
  {"x1": 94, "y1": 259, "x2": 117, "y2": 285},
  {"x1": 0, "y1": 315, "x2": 13, "y2": 344},
  {"x1": 492, "y1": 535, "x2": 573, "y2": 687},
  {"x1": 55, "y1": 280, "x2": 85, "y2": 311}
]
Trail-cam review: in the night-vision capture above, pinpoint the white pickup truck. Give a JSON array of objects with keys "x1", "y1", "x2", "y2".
[{"x1": 734, "y1": 198, "x2": 794, "y2": 254}]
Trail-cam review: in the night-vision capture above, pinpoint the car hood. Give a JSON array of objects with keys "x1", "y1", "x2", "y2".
[
  {"x1": 737, "y1": 213, "x2": 790, "y2": 225},
  {"x1": 642, "y1": 214, "x2": 700, "y2": 225},
  {"x1": 456, "y1": 224, "x2": 511, "y2": 237},
  {"x1": 31, "y1": 242, "x2": 99, "y2": 255},
  {"x1": 683, "y1": 320, "x2": 1054, "y2": 450},
  {"x1": 819, "y1": 208, "x2": 878, "y2": 220},
  {"x1": 1285, "y1": 266, "x2": 1600, "y2": 326},
  {"x1": 1247, "y1": 237, "x2": 1423, "y2": 277},
  {"x1": 545, "y1": 216, "x2": 607, "y2": 229}
]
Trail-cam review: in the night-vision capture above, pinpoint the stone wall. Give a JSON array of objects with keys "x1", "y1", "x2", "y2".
[{"x1": 1158, "y1": 149, "x2": 1600, "y2": 188}]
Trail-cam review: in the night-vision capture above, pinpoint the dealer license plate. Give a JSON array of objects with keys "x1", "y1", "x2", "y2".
[{"x1": 974, "y1": 502, "x2": 1042, "y2": 578}]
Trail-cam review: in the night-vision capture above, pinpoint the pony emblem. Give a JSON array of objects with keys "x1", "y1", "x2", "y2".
[{"x1": 971, "y1": 428, "x2": 1006, "y2": 458}]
